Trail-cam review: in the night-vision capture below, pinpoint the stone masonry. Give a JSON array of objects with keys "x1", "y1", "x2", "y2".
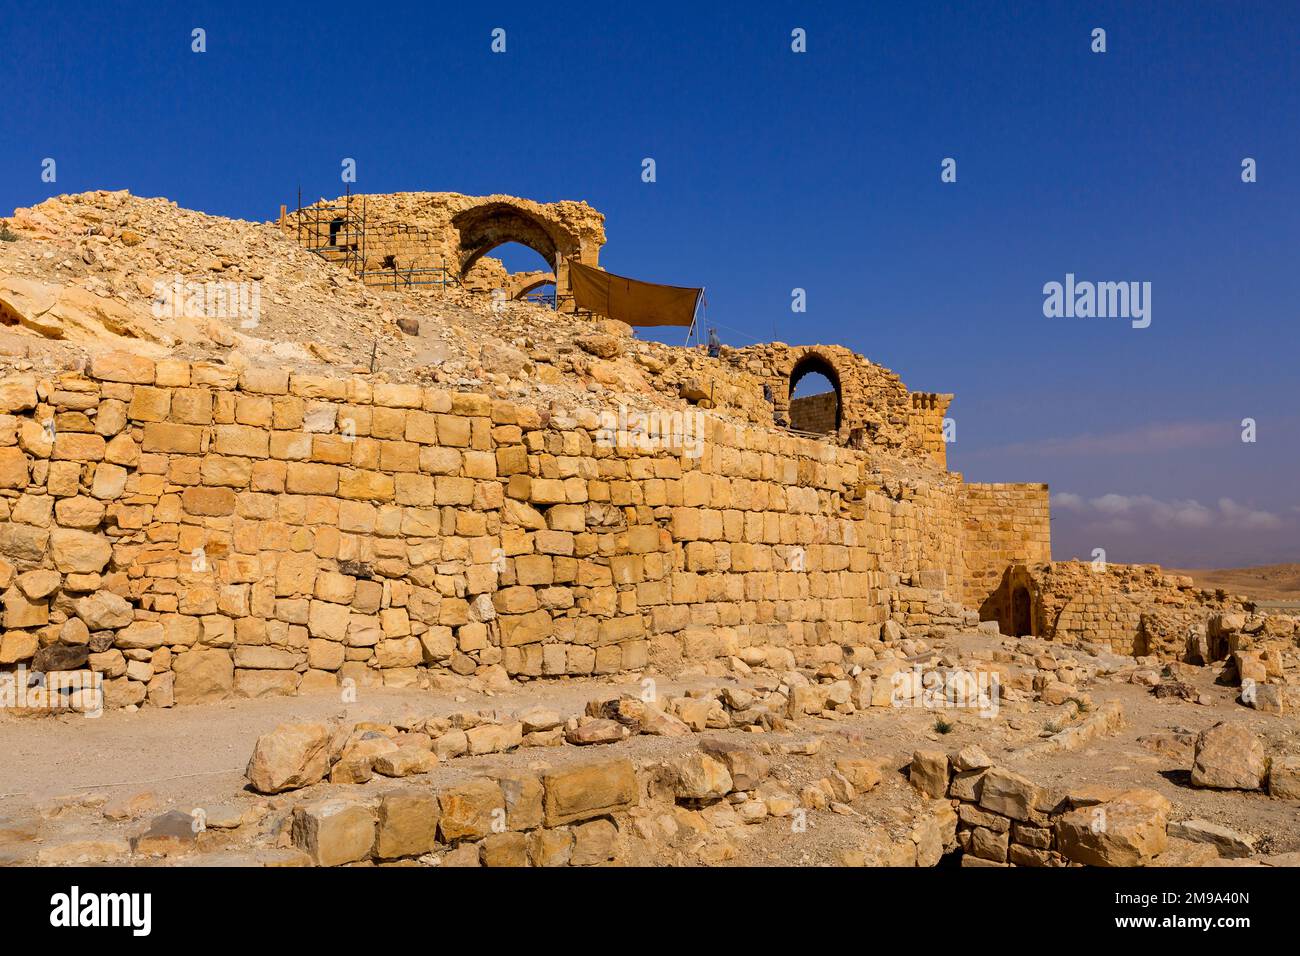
[{"x1": 0, "y1": 349, "x2": 1051, "y2": 709}]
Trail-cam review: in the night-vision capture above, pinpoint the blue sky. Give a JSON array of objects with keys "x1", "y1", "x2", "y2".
[{"x1": 2, "y1": 1, "x2": 1296, "y2": 567}]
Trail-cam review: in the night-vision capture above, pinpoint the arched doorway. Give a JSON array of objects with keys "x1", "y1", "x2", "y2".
[
  {"x1": 788, "y1": 354, "x2": 843, "y2": 434},
  {"x1": 1011, "y1": 585, "x2": 1033, "y2": 637}
]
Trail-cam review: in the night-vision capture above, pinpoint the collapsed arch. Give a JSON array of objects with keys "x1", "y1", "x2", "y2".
[
  {"x1": 510, "y1": 272, "x2": 557, "y2": 299},
  {"x1": 452, "y1": 202, "x2": 564, "y2": 277}
]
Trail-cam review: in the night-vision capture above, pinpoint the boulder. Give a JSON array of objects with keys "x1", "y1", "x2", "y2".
[
  {"x1": 639, "y1": 704, "x2": 693, "y2": 737},
  {"x1": 673, "y1": 752, "x2": 732, "y2": 801},
  {"x1": 909, "y1": 750, "x2": 949, "y2": 798},
  {"x1": 953, "y1": 745, "x2": 993, "y2": 772},
  {"x1": 703, "y1": 746, "x2": 771, "y2": 791},
  {"x1": 1167, "y1": 819, "x2": 1255, "y2": 859},
  {"x1": 465, "y1": 721, "x2": 523, "y2": 755},
  {"x1": 1267, "y1": 756, "x2": 1300, "y2": 800},
  {"x1": 835, "y1": 757, "x2": 882, "y2": 792},
  {"x1": 1055, "y1": 789, "x2": 1169, "y2": 867},
  {"x1": 565, "y1": 718, "x2": 628, "y2": 745},
  {"x1": 132, "y1": 810, "x2": 198, "y2": 857},
  {"x1": 372, "y1": 747, "x2": 439, "y2": 778},
  {"x1": 331, "y1": 734, "x2": 398, "y2": 784},
  {"x1": 979, "y1": 767, "x2": 1042, "y2": 822},
  {"x1": 516, "y1": 707, "x2": 562, "y2": 733},
  {"x1": 1190, "y1": 722, "x2": 1267, "y2": 790},
  {"x1": 245, "y1": 722, "x2": 332, "y2": 794}
]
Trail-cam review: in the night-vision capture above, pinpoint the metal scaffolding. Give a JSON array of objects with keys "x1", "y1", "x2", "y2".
[{"x1": 289, "y1": 187, "x2": 462, "y2": 291}]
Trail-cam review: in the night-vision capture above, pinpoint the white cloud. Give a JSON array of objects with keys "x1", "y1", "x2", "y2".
[
  {"x1": 1217, "y1": 497, "x2": 1283, "y2": 530},
  {"x1": 1051, "y1": 492, "x2": 1085, "y2": 511},
  {"x1": 1053, "y1": 492, "x2": 1285, "y2": 533},
  {"x1": 969, "y1": 421, "x2": 1226, "y2": 459}
]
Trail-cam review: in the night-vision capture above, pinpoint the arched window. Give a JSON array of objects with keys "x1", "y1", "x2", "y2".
[{"x1": 788, "y1": 354, "x2": 842, "y2": 434}]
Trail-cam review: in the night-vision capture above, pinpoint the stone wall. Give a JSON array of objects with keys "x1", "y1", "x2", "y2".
[
  {"x1": 788, "y1": 391, "x2": 838, "y2": 434},
  {"x1": 722, "y1": 344, "x2": 942, "y2": 456},
  {"x1": 290, "y1": 192, "x2": 605, "y2": 298},
  {"x1": 960, "y1": 483, "x2": 1051, "y2": 614},
  {"x1": 907, "y1": 392, "x2": 953, "y2": 469},
  {"x1": 909, "y1": 749, "x2": 1173, "y2": 867},
  {"x1": 991, "y1": 562, "x2": 1241, "y2": 657},
  {"x1": 290, "y1": 756, "x2": 638, "y2": 867},
  {"x1": 0, "y1": 353, "x2": 1010, "y2": 709}
]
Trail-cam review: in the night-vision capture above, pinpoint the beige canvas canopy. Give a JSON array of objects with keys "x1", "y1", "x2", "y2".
[{"x1": 568, "y1": 260, "x2": 701, "y2": 328}]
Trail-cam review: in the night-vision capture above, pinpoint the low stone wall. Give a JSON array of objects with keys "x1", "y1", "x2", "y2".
[
  {"x1": 291, "y1": 756, "x2": 637, "y2": 867},
  {"x1": 909, "y1": 748, "x2": 1172, "y2": 867}
]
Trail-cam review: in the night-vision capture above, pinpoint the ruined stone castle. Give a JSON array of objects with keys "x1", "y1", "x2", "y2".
[{"x1": 1, "y1": 189, "x2": 1246, "y2": 712}]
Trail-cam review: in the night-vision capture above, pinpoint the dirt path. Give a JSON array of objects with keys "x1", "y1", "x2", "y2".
[{"x1": 0, "y1": 675, "x2": 716, "y2": 813}]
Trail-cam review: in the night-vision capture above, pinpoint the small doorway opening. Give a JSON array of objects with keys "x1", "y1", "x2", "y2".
[{"x1": 1011, "y1": 586, "x2": 1033, "y2": 637}]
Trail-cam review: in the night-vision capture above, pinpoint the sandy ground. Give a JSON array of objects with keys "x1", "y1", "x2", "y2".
[
  {"x1": 2, "y1": 630, "x2": 1297, "y2": 866},
  {"x1": 0, "y1": 674, "x2": 722, "y2": 812}
]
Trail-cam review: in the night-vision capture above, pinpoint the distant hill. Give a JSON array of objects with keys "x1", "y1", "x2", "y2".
[{"x1": 1169, "y1": 563, "x2": 1300, "y2": 602}]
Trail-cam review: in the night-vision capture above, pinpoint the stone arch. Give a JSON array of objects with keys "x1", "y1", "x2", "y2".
[
  {"x1": 981, "y1": 564, "x2": 1041, "y2": 636},
  {"x1": 510, "y1": 272, "x2": 557, "y2": 300},
  {"x1": 451, "y1": 201, "x2": 580, "y2": 296},
  {"x1": 787, "y1": 351, "x2": 843, "y2": 434}
]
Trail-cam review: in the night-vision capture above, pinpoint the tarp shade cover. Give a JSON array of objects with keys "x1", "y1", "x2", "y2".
[{"x1": 568, "y1": 260, "x2": 701, "y2": 327}]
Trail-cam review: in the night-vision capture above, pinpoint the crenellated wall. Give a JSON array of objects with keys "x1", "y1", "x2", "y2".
[{"x1": 907, "y1": 392, "x2": 954, "y2": 469}]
